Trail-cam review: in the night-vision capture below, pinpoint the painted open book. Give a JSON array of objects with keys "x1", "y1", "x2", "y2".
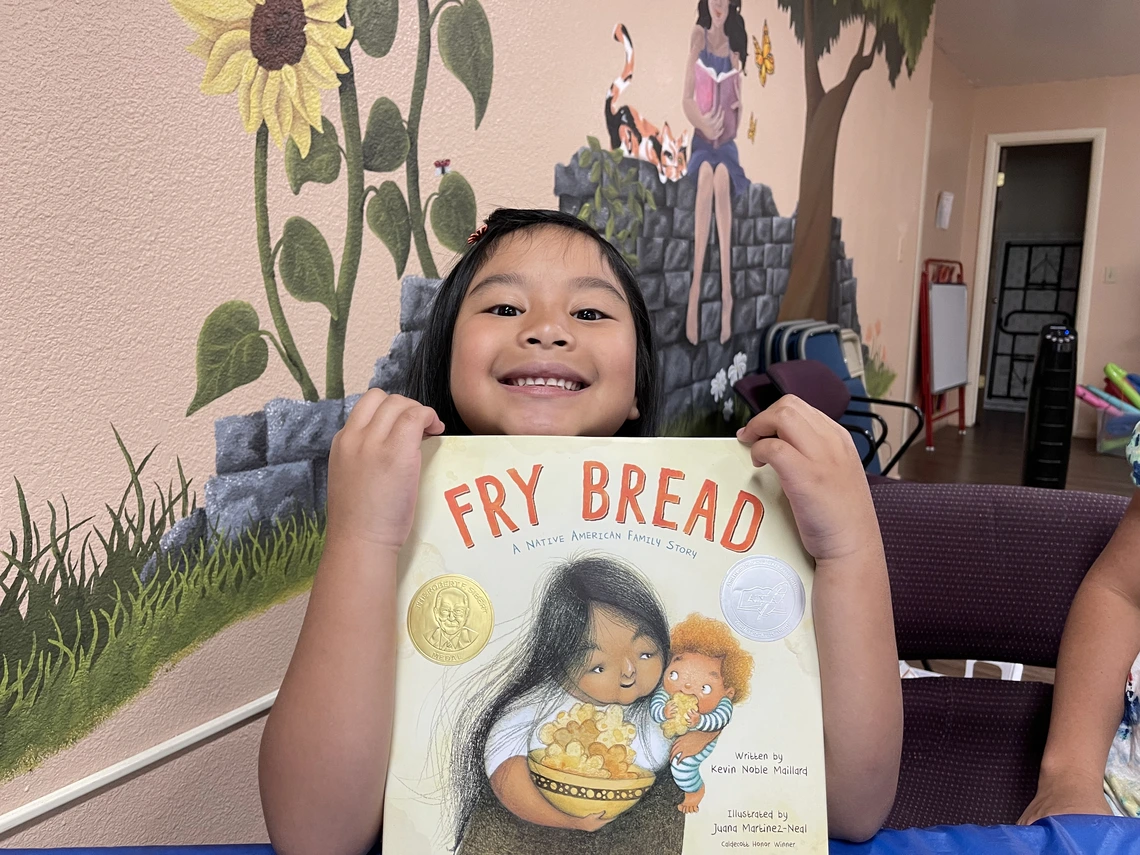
[
  {"x1": 693, "y1": 58, "x2": 741, "y2": 145},
  {"x1": 384, "y1": 437, "x2": 827, "y2": 854}
]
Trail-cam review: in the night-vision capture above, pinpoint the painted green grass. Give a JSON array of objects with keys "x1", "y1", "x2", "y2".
[{"x1": 0, "y1": 432, "x2": 323, "y2": 782}]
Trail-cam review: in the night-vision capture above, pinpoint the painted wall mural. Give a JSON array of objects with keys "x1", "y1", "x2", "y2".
[
  {"x1": 2, "y1": 0, "x2": 497, "y2": 817},
  {"x1": 1, "y1": 0, "x2": 932, "y2": 838},
  {"x1": 177, "y1": 0, "x2": 492, "y2": 414},
  {"x1": 775, "y1": 0, "x2": 934, "y2": 323}
]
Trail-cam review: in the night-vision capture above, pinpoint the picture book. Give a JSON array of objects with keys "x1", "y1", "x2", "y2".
[
  {"x1": 693, "y1": 58, "x2": 741, "y2": 145},
  {"x1": 384, "y1": 437, "x2": 827, "y2": 854}
]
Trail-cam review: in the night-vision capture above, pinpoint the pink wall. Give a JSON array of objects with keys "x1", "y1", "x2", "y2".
[
  {"x1": 913, "y1": 44, "x2": 975, "y2": 423},
  {"x1": 958, "y1": 74, "x2": 1140, "y2": 435},
  {"x1": 920, "y1": 46, "x2": 975, "y2": 269}
]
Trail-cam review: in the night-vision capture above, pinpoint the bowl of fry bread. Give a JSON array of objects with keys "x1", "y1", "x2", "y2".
[{"x1": 526, "y1": 702, "x2": 656, "y2": 820}]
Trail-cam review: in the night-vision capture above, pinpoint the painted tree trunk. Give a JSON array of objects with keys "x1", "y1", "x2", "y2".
[{"x1": 777, "y1": 88, "x2": 848, "y2": 323}]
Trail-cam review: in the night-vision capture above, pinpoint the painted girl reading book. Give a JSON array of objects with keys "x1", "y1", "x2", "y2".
[
  {"x1": 682, "y1": 0, "x2": 750, "y2": 346},
  {"x1": 444, "y1": 554, "x2": 687, "y2": 853}
]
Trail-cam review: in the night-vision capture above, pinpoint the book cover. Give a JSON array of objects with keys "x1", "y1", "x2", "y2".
[
  {"x1": 693, "y1": 59, "x2": 742, "y2": 145},
  {"x1": 384, "y1": 437, "x2": 827, "y2": 854}
]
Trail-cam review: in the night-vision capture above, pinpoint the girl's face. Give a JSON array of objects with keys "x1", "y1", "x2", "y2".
[
  {"x1": 708, "y1": 0, "x2": 728, "y2": 25},
  {"x1": 449, "y1": 228, "x2": 640, "y2": 436},
  {"x1": 573, "y1": 605, "x2": 664, "y2": 706}
]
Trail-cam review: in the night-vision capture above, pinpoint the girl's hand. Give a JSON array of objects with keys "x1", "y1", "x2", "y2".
[
  {"x1": 671, "y1": 730, "x2": 717, "y2": 763},
  {"x1": 575, "y1": 811, "x2": 615, "y2": 832},
  {"x1": 737, "y1": 395, "x2": 878, "y2": 564},
  {"x1": 685, "y1": 708, "x2": 700, "y2": 726},
  {"x1": 702, "y1": 105, "x2": 725, "y2": 139},
  {"x1": 1018, "y1": 774, "x2": 1113, "y2": 825},
  {"x1": 326, "y1": 389, "x2": 444, "y2": 553},
  {"x1": 664, "y1": 700, "x2": 678, "y2": 719}
]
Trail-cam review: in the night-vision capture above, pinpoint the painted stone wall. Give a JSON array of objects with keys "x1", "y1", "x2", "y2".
[{"x1": 142, "y1": 396, "x2": 362, "y2": 579}]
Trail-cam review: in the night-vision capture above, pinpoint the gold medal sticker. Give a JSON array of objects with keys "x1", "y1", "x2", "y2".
[{"x1": 407, "y1": 574, "x2": 494, "y2": 666}]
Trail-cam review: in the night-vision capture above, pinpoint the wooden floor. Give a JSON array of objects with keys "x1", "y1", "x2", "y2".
[{"x1": 896, "y1": 409, "x2": 1134, "y2": 497}]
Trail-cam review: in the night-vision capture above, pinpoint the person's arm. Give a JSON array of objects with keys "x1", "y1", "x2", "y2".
[
  {"x1": 650, "y1": 686, "x2": 670, "y2": 723},
  {"x1": 693, "y1": 698, "x2": 733, "y2": 732},
  {"x1": 681, "y1": 27, "x2": 722, "y2": 140},
  {"x1": 489, "y1": 758, "x2": 612, "y2": 832},
  {"x1": 259, "y1": 391, "x2": 444, "y2": 855},
  {"x1": 739, "y1": 396, "x2": 902, "y2": 842},
  {"x1": 1019, "y1": 489, "x2": 1140, "y2": 824}
]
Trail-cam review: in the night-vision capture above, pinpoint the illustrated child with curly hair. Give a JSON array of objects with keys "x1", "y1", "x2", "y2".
[{"x1": 650, "y1": 613, "x2": 754, "y2": 813}]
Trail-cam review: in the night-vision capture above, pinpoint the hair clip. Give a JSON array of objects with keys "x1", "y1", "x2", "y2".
[{"x1": 467, "y1": 224, "x2": 488, "y2": 245}]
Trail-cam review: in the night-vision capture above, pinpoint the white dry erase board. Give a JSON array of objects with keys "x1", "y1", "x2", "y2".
[{"x1": 929, "y1": 282, "x2": 969, "y2": 394}]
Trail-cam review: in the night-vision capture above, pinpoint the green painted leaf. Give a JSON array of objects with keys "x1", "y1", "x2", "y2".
[
  {"x1": 610, "y1": 149, "x2": 624, "y2": 164},
  {"x1": 348, "y1": 0, "x2": 398, "y2": 58},
  {"x1": 578, "y1": 201, "x2": 593, "y2": 221},
  {"x1": 578, "y1": 148, "x2": 592, "y2": 167},
  {"x1": 187, "y1": 301, "x2": 268, "y2": 416},
  {"x1": 366, "y1": 181, "x2": 411, "y2": 276},
  {"x1": 361, "y1": 97, "x2": 409, "y2": 173},
  {"x1": 587, "y1": 136, "x2": 601, "y2": 153},
  {"x1": 278, "y1": 217, "x2": 339, "y2": 318},
  {"x1": 430, "y1": 170, "x2": 477, "y2": 253},
  {"x1": 588, "y1": 162, "x2": 602, "y2": 183},
  {"x1": 284, "y1": 118, "x2": 341, "y2": 195},
  {"x1": 594, "y1": 186, "x2": 602, "y2": 211},
  {"x1": 437, "y1": 0, "x2": 494, "y2": 128}
]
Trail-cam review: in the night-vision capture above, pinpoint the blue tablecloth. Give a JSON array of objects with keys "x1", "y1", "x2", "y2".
[
  {"x1": 831, "y1": 816, "x2": 1139, "y2": 853},
  {"x1": 5, "y1": 817, "x2": 1138, "y2": 854}
]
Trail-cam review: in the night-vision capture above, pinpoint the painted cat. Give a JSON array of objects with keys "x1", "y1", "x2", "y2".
[{"x1": 605, "y1": 24, "x2": 689, "y2": 184}]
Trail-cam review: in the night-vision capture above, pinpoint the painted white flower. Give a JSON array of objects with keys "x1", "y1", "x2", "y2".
[
  {"x1": 732, "y1": 351, "x2": 748, "y2": 379},
  {"x1": 710, "y1": 368, "x2": 728, "y2": 402},
  {"x1": 723, "y1": 397, "x2": 735, "y2": 421}
]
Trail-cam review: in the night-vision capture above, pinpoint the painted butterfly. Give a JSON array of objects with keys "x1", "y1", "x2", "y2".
[
  {"x1": 752, "y1": 20, "x2": 775, "y2": 86},
  {"x1": 747, "y1": 112, "x2": 756, "y2": 143}
]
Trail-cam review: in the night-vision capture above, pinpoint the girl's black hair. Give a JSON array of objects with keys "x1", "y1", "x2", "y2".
[
  {"x1": 402, "y1": 208, "x2": 660, "y2": 436},
  {"x1": 445, "y1": 554, "x2": 671, "y2": 845},
  {"x1": 697, "y1": 0, "x2": 749, "y2": 73}
]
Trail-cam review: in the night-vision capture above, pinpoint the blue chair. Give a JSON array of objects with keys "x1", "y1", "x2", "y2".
[{"x1": 753, "y1": 321, "x2": 923, "y2": 476}]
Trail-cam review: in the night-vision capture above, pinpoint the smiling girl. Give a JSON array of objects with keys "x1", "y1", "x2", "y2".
[{"x1": 258, "y1": 209, "x2": 902, "y2": 854}]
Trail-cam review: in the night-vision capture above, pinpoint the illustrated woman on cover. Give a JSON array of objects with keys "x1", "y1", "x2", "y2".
[
  {"x1": 682, "y1": 0, "x2": 750, "y2": 346},
  {"x1": 445, "y1": 555, "x2": 695, "y2": 853}
]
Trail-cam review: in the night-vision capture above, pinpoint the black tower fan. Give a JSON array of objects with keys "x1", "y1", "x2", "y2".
[{"x1": 1022, "y1": 325, "x2": 1078, "y2": 489}]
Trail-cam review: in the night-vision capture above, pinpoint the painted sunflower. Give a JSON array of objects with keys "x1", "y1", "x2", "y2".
[{"x1": 172, "y1": 0, "x2": 353, "y2": 157}]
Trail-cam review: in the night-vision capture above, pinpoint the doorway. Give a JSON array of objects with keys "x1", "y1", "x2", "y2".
[
  {"x1": 980, "y1": 142, "x2": 1091, "y2": 414},
  {"x1": 965, "y1": 129, "x2": 1105, "y2": 430}
]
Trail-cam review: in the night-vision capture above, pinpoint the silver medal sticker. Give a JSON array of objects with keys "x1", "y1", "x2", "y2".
[{"x1": 720, "y1": 555, "x2": 806, "y2": 642}]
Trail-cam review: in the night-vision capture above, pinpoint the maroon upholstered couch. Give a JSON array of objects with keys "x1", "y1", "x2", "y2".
[{"x1": 871, "y1": 481, "x2": 1130, "y2": 828}]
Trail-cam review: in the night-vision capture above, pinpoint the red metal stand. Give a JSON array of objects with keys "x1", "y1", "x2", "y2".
[{"x1": 919, "y1": 259, "x2": 968, "y2": 451}]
